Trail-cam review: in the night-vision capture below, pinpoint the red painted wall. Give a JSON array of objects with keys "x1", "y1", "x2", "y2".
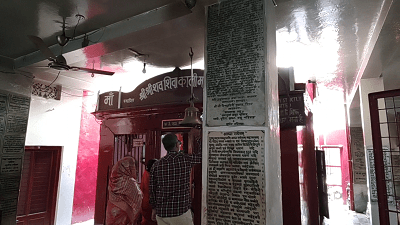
[
  {"x1": 71, "y1": 90, "x2": 100, "y2": 223},
  {"x1": 296, "y1": 83, "x2": 320, "y2": 224},
  {"x1": 297, "y1": 112, "x2": 319, "y2": 224}
]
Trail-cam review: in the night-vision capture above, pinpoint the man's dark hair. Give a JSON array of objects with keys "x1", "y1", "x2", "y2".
[
  {"x1": 146, "y1": 159, "x2": 157, "y2": 172},
  {"x1": 162, "y1": 133, "x2": 178, "y2": 151}
]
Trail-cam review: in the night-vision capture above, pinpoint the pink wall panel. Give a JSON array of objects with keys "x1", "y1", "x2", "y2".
[{"x1": 71, "y1": 91, "x2": 100, "y2": 223}]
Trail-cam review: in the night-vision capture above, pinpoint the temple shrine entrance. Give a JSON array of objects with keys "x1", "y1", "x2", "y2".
[{"x1": 93, "y1": 68, "x2": 204, "y2": 225}]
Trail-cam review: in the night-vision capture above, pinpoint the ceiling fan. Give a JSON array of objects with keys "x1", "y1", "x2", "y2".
[{"x1": 27, "y1": 35, "x2": 114, "y2": 76}]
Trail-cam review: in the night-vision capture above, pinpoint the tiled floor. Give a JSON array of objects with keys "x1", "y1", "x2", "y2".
[
  {"x1": 75, "y1": 201, "x2": 371, "y2": 225},
  {"x1": 74, "y1": 219, "x2": 94, "y2": 225},
  {"x1": 323, "y1": 200, "x2": 370, "y2": 225}
]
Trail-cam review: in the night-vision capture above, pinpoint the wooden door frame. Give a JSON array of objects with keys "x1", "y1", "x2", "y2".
[
  {"x1": 321, "y1": 145, "x2": 346, "y2": 201},
  {"x1": 369, "y1": 89, "x2": 400, "y2": 224}
]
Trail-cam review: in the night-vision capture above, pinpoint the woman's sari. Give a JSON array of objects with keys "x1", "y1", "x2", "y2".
[{"x1": 106, "y1": 157, "x2": 143, "y2": 225}]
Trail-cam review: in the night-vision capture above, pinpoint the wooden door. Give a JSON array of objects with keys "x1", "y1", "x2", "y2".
[{"x1": 16, "y1": 146, "x2": 61, "y2": 225}]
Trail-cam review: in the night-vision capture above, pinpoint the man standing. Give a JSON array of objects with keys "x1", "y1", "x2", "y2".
[{"x1": 150, "y1": 133, "x2": 202, "y2": 225}]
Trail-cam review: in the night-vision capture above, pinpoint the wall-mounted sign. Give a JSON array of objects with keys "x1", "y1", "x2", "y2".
[
  {"x1": 0, "y1": 157, "x2": 22, "y2": 175},
  {"x1": 0, "y1": 90, "x2": 30, "y2": 223},
  {"x1": 162, "y1": 119, "x2": 185, "y2": 129},
  {"x1": 350, "y1": 127, "x2": 367, "y2": 184},
  {"x1": 97, "y1": 69, "x2": 203, "y2": 111},
  {"x1": 206, "y1": 0, "x2": 266, "y2": 127},
  {"x1": 367, "y1": 147, "x2": 394, "y2": 204},
  {"x1": 279, "y1": 92, "x2": 306, "y2": 129},
  {"x1": 132, "y1": 139, "x2": 145, "y2": 147},
  {"x1": 207, "y1": 130, "x2": 266, "y2": 225}
]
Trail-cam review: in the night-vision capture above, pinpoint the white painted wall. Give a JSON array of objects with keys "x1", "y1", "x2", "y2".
[{"x1": 25, "y1": 86, "x2": 84, "y2": 225}]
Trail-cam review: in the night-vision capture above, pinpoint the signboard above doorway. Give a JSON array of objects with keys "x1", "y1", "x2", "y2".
[{"x1": 96, "y1": 68, "x2": 204, "y2": 111}]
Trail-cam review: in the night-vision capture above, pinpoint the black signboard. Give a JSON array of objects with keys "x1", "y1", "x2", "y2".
[
  {"x1": 279, "y1": 92, "x2": 306, "y2": 129},
  {"x1": 162, "y1": 119, "x2": 185, "y2": 129}
]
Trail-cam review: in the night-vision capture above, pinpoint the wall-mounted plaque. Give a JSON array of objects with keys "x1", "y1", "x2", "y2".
[
  {"x1": 350, "y1": 127, "x2": 367, "y2": 184},
  {"x1": 207, "y1": 130, "x2": 266, "y2": 225},
  {"x1": 0, "y1": 90, "x2": 30, "y2": 223},
  {"x1": 162, "y1": 119, "x2": 184, "y2": 129},
  {"x1": 206, "y1": 0, "x2": 266, "y2": 127},
  {"x1": 0, "y1": 176, "x2": 20, "y2": 197},
  {"x1": 279, "y1": 92, "x2": 306, "y2": 129},
  {"x1": 2, "y1": 135, "x2": 25, "y2": 154},
  {"x1": 367, "y1": 147, "x2": 394, "y2": 204},
  {"x1": 0, "y1": 157, "x2": 22, "y2": 175}
]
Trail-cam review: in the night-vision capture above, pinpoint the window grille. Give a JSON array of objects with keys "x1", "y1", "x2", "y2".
[{"x1": 114, "y1": 134, "x2": 146, "y2": 183}]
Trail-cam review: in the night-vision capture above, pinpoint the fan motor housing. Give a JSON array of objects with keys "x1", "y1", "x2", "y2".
[{"x1": 48, "y1": 62, "x2": 70, "y2": 70}]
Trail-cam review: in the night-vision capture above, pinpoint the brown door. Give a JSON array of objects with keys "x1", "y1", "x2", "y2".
[{"x1": 16, "y1": 146, "x2": 61, "y2": 225}]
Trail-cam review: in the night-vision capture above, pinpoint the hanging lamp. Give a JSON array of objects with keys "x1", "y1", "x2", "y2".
[{"x1": 180, "y1": 48, "x2": 202, "y2": 127}]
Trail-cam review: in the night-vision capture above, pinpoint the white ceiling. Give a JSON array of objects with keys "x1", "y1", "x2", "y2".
[{"x1": 0, "y1": 0, "x2": 398, "y2": 105}]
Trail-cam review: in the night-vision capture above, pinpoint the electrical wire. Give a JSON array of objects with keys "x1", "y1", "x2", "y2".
[
  {"x1": 47, "y1": 71, "x2": 61, "y2": 87},
  {"x1": 68, "y1": 28, "x2": 103, "y2": 42},
  {"x1": 71, "y1": 15, "x2": 84, "y2": 39},
  {"x1": 89, "y1": 27, "x2": 107, "y2": 44}
]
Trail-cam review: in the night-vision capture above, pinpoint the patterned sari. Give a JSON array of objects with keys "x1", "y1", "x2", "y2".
[{"x1": 106, "y1": 157, "x2": 143, "y2": 225}]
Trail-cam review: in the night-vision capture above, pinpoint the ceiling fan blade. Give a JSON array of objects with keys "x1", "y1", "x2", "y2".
[
  {"x1": 70, "y1": 67, "x2": 115, "y2": 76},
  {"x1": 28, "y1": 35, "x2": 56, "y2": 61}
]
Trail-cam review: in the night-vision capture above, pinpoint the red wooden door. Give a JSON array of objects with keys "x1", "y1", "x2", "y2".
[{"x1": 16, "y1": 146, "x2": 61, "y2": 225}]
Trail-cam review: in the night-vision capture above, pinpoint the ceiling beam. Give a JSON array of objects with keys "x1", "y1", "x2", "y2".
[
  {"x1": 0, "y1": 55, "x2": 15, "y2": 72},
  {"x1": 14, "y1": 1, "x2": 192, "y2": 69}
]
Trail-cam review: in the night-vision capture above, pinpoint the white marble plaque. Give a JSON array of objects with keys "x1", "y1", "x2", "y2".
[
  {"x1": 206, "y1": 0, "x2": 266, "y2": 126},
  {"x1": 207, "y1": 130, "x2": 266, "y2": 225},
  {"x1": 367, "y1": 147, "x2": 394, "y2": 203},
  {"x1": 350, "y1": 127, "x2": 367, "y2": 184}
]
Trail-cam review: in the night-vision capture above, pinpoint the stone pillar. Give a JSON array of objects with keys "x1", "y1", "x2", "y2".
[{"x1": 203, "y1": 0, "x2": 282, "y2": 224}]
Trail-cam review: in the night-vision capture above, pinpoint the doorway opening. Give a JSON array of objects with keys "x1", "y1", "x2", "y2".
[{"x1": 321, "y1": 145, "x2": 370, "y2": 224}]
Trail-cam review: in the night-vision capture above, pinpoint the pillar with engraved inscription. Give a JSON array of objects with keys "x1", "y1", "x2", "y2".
[{"x1": 202, "y1": 0, "x2": 282, "y2": 224}]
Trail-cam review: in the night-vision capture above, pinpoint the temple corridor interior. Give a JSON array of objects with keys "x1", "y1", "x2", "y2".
[{"x1": 1, "y1": 0, "x2": 400, "y2": 224}]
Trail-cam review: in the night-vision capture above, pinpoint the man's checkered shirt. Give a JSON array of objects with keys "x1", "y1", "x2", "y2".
[{"x1": 149, "y1": 151, "x2": 201, "y2": 218}]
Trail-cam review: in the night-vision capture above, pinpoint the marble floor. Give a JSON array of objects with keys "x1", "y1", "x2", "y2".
[
  {"x1": 323, "y1": 199, "x2": 370, "y2": 225},
  {"x1": 75, "y1": 201, "x2": 371, "y2": 225}
]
